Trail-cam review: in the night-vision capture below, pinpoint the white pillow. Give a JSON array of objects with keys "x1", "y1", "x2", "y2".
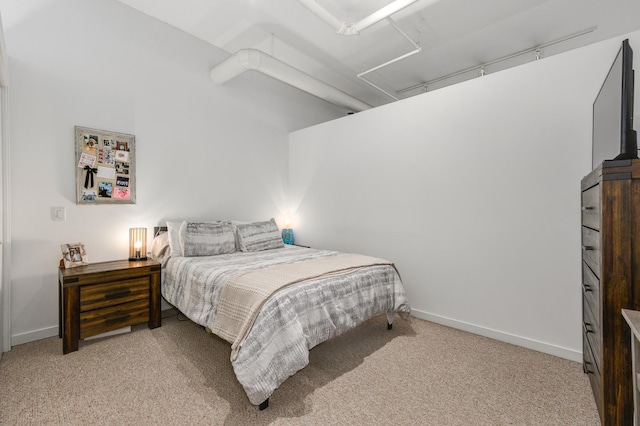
[
  {"x1": 166, "y1": 220, "x2": 186, "y2": 258},
  {"x1": 149, "y1": 231, "x2": 169, "y2": 257},
  {"x1": 148, "y1": 232, "x2": 170, "y2": 265}
]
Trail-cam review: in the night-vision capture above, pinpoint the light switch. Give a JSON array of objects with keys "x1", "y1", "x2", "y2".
[{"x1": 53, "y1": 207, "x2": 66, "y2": 222}]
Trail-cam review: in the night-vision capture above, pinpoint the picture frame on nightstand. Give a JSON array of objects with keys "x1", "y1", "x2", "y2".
[{"x1": 61, "y1": 242, "x2": 89, "y2": 268}]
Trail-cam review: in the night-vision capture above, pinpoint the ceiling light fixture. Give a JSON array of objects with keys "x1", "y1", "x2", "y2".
[
  {"x1": 296, "y1": 0, "x2": 429, "y2": 36},
  {"x1": 535, "y1": 48, "x2": 543, "y2": 60}
]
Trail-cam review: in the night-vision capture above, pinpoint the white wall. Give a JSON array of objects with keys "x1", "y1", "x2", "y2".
[
  {"x1": 4, "y1": 1, "x2": 640, "y2": 357},
  {"x1": 1, "y1": 0, "x2": 345, "y2": 346},
  {"x1": 289, "y1": 30, "x2": 640, "y2": 361}
]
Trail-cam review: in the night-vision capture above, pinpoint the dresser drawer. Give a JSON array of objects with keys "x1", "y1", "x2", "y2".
[
  {"x1": 581, "y1": 184, "x2": 600, "y2": 231},
  {"x1": 583, "y1": 330, "x2": 603, "y2": 416},
  {"x1": 80, "y1": 278, "x2": 149, "y2": 312},
  {"x1": 582, "y1": 262, "x2": 600, "y2": 326},
  {"x1": 581, "y1": 227, "x2": 601, "y2": 279},
  {"x1": 583, "y1": 294, "x2": 601, "y2": 370},
  {"x1": 80, "y1": 298, "x2": 150, "y2": 339}
]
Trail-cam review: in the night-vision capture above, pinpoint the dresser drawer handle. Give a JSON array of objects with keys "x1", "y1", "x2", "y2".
[
  {"x1": 104, "y1": 289, "x2": 131, "y2": 299},
  {"x1": 581, "y1": 206, "x2": 594, "y2": 211},
  {"x1": 105, "y1": 315, "x2": 130, "y2": 325},
  {"x1": 584, "y1": 360, "x2": 595, "y2": 375},
  {"x1": 582, "y1": 245, "x2": 594, "y2": 251}
]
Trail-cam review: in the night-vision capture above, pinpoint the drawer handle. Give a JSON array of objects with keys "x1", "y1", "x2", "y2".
[
  {"x1": 583, "y1": 283, "x2": 592, "y2": 292},
  {"x1": 104, "y1": 289, "x2": 131, "y2": 299},
  {"x1": 582, "y1": 245, "x2": 594, "y2": 251},
  {"x1": 584, "y1": 322, "x2": 595, "y2": 333},
  {"x1": 105, "y1": 315, "x2": 130, "y2": 325},
  {"x1": 584, "y1": 360, "x2": 595, "y2": 375},
  {"x1": 581, "y1": 206, "x2": 594, "y2": 211}
]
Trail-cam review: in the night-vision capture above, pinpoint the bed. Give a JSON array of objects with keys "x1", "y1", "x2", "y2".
[{"x1": 151, "y1": 219, "x2": 411, "y2": 409}]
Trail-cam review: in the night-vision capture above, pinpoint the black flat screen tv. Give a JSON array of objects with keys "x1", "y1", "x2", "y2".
[{"x1": 592, "y1": 39, "x2": 637, "y2": 169}]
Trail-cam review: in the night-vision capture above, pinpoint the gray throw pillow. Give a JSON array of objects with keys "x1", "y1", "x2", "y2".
[
  {"x1": 180, "y1": 221, "x2": 236, "y2": 256},
  {"x1": 236, "y1": 218, "x2": 284, "y2": 252}
]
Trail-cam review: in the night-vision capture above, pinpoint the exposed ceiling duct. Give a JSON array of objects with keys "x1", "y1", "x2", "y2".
[
  {"x1": 209, "y1": 48, "x2": 372, "y2": 113},
  {"x1": 118, "y1": 0, "x2": 640, "y2": 107},
  {"x1": 209, "y1": 1, "x2": 438, "y2": 110}
]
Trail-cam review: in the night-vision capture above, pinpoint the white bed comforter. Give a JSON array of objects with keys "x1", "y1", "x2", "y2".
[{"x1": 162, "y1": 245, "x2": 411, "y2": 405}]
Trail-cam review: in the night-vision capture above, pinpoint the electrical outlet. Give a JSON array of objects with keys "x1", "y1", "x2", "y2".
[{"x1": 52, "y1": 207, "x2": 66, "y2": 221}]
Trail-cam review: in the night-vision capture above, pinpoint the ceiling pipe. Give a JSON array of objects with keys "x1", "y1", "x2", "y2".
[
  {"x1": 295, "y1": 0, "x2": 346, "y2": 34},
  {"x1": 297, "y1": 0, "x2": 433, "y2": 100},
  {"x1": 209, "y1": 48, "x2": 372, "y2": 112},
  {"x1": 354, "y1": 0, "x2": 425, "y2": 34},
  {"x1": 396, "y1": 26, "x2": 598, "y2": 95},
  {"x1": 296, "y1": 0, "x2": 424, "y2": 36},
  {"x1": 357, "y1": 17, "x2": 421, "y2": 101}
]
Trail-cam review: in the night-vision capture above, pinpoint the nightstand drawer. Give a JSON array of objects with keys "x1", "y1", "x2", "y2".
[
  {"x1": 80, "y1": 299, "x2": 150, "y2": 339},
  {"x1": 80, "y1": 278, "x2": 149, "y2": 311}
]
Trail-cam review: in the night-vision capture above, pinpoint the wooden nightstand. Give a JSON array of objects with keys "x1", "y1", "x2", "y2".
[{"x1": 58, "y1": 259, "x2": 161, "y2": 354}]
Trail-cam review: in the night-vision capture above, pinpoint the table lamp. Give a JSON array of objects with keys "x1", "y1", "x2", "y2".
[{"x1": 129, "y1": 227, "x2": 147, "y2": 260}]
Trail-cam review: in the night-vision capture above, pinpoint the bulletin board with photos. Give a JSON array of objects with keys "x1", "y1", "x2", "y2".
[{"x1": 75, "y1": 126, "x2": 136, "y2": 204}]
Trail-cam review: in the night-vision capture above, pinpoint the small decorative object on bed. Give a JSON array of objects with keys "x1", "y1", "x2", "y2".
[
  {"x1": 128, "y1": 228, "x2": 147, "y2": 260},
  {"x1": 75, "y1": 126, "x2": 136, "y2": 205},
  {"x1": 60, "y1": 242, "x2": 89, "y2": 268},
  {"x1": 155, "y1": 218, "x2": 411, "y2": 409}
]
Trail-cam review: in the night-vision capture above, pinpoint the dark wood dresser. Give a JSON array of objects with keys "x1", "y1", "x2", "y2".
[
  {"x1": 581, "y1": 159, "x2": 640, "y2": 425},
  {"x1": 58, "y1": 259, "x2": 161, "y2": 354}
]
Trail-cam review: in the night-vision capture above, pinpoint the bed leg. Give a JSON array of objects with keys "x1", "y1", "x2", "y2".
[
  {"x1": 259, "y1": 398, "x2": 269, "y2": 411},
  {"x1": 386, "y1": 312, "x2": 394, "y2": 330}
]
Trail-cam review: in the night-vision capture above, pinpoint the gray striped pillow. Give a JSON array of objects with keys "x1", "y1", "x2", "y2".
[
  {"x1": 236, "y1": 218, "x2": 284, "y2": 252},
  {"x1": 180, "y1": 221, "x2": 236, "y2": 257}
]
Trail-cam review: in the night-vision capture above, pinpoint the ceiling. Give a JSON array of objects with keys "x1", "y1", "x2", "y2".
[{"x1": 115, "y1": 0, "x2": 640, "y2": 109}]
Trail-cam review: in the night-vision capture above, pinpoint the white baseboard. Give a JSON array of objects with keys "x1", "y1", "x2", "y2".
[
  {"x1": 410, "y1": 309, "x2": 582, "y2": 363},
  {"x1": 10, "y1": 309, "x2": 582, "y2": 363},
  {"x1": 11, "y1": 325, "x2": 58, "y2": 347}
]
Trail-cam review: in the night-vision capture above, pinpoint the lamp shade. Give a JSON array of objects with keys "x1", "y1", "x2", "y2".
[{"x1": 129, "y1": 227, "x2": 147, "y2": 260}]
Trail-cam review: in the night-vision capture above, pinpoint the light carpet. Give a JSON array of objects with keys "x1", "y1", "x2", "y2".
[{"x1": 0, "y1": 314, "x2": 600, "y2": 425}]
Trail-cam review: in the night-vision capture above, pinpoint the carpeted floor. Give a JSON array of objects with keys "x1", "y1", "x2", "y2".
[{"x1": 0, "y1": 314, "x2": 600, "y2": 425}]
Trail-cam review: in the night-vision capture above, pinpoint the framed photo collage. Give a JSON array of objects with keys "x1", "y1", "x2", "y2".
[{"x1": 75, "y1": 126, "x2": 136, "y2": 204}]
